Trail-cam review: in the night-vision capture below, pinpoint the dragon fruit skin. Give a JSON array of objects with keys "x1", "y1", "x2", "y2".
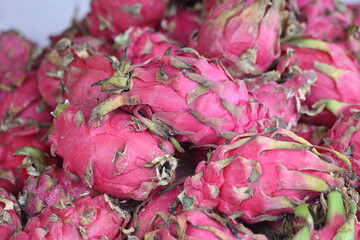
[
  {"x1": 0, "y1": 72, "x2": 52, "y2": 130},
  {"x1": 292, "y1": 122, "x2": 328, "y2": 146},
  {"x1": 49, "y1": 103, "x2": 178, "y2": 201},
  {"x1": 91, "y1": 49, "x2": 272, "y2": 146},
  {"x1": 115, "y1": 27, "x2": 180, "y2": 64},
  {"x1": 322, "y1": 104, "x2": 360, "y2": 180},
  {"x1": 0, "y1": 31, "x2": 36, "y2": 87},
  {"x1": 20, "y1": 167, "x2": 95, "y2": 217},
  {"x1": 0, "y1": 188, "x2": 22, "y2": 239},
  {"x1": 203, "y1": 0, "x2": 226, "y2": 14},
  {"x1": 0, "y1": 170, "x2": 18, "y2": 195},
  {"x1": 130, "y1": 186, "x2": 182, "y2": 239},
  {"x1": 294, "y1": 0, "x2": 353, "y2": 42},
  {"x1": 11, "y1": 194, "x2": 130, "y2": 240},
  {"x1": 182, "y1": 128, "x2": 349, "y2": 223},
  {"x1": 62, "y1": 53, "x2": 113, "y2": 106},
  {"x1": 279, "y1": 39, "x2": 360, "y2": 126},
  {"x1": 0, "y1": 125, "x2": 52, "y2": 194},
  {"x1": 0, "y1": 31, "x2": 51, "y2": 129},
  {"x1": 244, "y1": 68, "x2": 316, "y2": 128},
  {"x1": 84, "y1": 0, "x2": 168, "y2": 41},
  {"x1": 190, "y1": 0, "x2": 282, "y2": 77},
  {"x1": 144, "y1": 209, "x2": 268, "y2": 240},
  {"x1": 161, "y1": 9, "x2": 201, "y2": 46},
  {"x1": 37, "y1": 38, "x2": 113, "y2": 109}
]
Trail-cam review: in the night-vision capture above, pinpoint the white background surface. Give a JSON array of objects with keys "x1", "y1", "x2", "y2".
[
  {"x1": 0, "y1": 0, "x2": 90, "y2": 47},
  {"x1": 0, "y1": 0, "x2": 359, "y2": 48}
]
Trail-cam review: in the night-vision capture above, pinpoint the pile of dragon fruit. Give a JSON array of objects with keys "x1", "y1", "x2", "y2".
[{"x1": 2, "y1": 0, "x2": 360, "y2": 239}]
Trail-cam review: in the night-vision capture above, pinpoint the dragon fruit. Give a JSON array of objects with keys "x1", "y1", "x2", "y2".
[
  {"x1": 0, "y1": 72, "x2": 52, "y2": 130},
  {"x1": 49, "y1": 103, "x2": 178, "y2": 201},
  {"x1": 190, "y1": 0, "x2": 283, "y2": 77},
  {"x1": 11, "y1": 194, "x2": 130, "y2": 240},
  {"x1": 130, "y1": 185, "x2": 182, "y2": 239},
  {"x1": 0, "y1": 188, "x2": 22, "y2": 239},
  {"x1": 0, "y1": 125, "x2": 52, "y2": 194},
  {"x1": 0, "y1": 31, "x2": 37, "y2": 87},
  {"x1": 115, "y1": 27, "x2": 180, "y2": 64},
  {"x1": 0, "y1": 31, "x2": 51, "y2": 130},
  {"x1": 37, "y1": 38, "x2": 113, "y2": 109},
  {"x1": 83, "y1": 0, "x2": 168, "y2": 41},
  {"x1": 293, "y1": 0, "x2": 352, "y2": 42},
  {"x1": 20, "y1": 166, "x2": 95, "y2": 217},
  {"x1": 344, "y1": 4, "x2": 360, "y2": 63},
  {"x1": 291, "y1": 190, "x2": 359, "y2": 239},
  {"x1": 317, "y1": 101, "x2": 360, "y2": 181},
  {"x1": 144, "y1": 209, "x2": 268, "y2": 240},
  {"x1": 244, "y1": 60, "x2": 316, "y2": 128},
  {"x1": 182, "y1": 128, "x2": 350, "y2": 223},
  {"x1": 91, "y1": 49, "x2": 272, "y2": 146},
  {"x1": 161, "y1": 9, "x2": 202, "y2": 45},
  {"x1": 279, "y1": 38, "x2": 360, "y2": 127}
]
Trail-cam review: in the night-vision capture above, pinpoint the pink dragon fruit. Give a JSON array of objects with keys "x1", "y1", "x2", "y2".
[
  {"x1": 182, "y1": 128, "x2": 350, "y2": 223},
  {"x1": 161, "y1": 9, "x2": 202, "y2": 45},
  {"x1": 0, "y1": 126, "x2": 52, "y2": 194},
  {"x1": 317, "y1": 100, "x2": 360, "y2": 181},
  {"x1": 37, "y1": 38, "x2": 113, "y2": 109},
  {"x1": 91, "y1": 49, "x2": 273, "y2": 146},
  {"x1": 61, "y1": 51, "x2": 113, "y2": 106},
  {"x1": 20, "y1": 166, "x2": 95, "y2": 217},
  {"x1": 115, "y1": 27, "x2": 180, "y2": 64},
  {"x1": 49, "y1": 103, "x2": 178, "y2": 201},
  {"x1": 0, "y1": 31, "x2": 37, "y2": 87},
  {"x1": 0, "y1": 188, "x2": 22, "y2": 239},
  {"x1": 244, "y1": 61, "x2": 316, "y2": 128},
  {"x1": 11, "y1": 194, "x2": 130, "y2": 240},
  {"x1": 293, "y1": 0, "x2": 352, "y2": 42},
  {"x1": 279, "y1": 38, "x2": 360, "y2": 127},
  {"x1": 83, "y1": 0, "x2": 168, "y2": 41},
  {"x1": 144, "y1": 209, "x2": 268, "y2": 240},
  {"x1": 130, "y1": 185, "x2": 182, "y2": 239},
  {"x1": 291, "y1": 190, "x2": 359, "y2": 239},
  {"x1": 344, "y1": 4, "x2": 360, "y2": 63},
  {"x1": 0, "y1": 71, "x2": 52, "y2": 130},
  {"x1": 190, "y1": 0, "x2": 283, "y2": 77},
  {"x1": 0, "y1": 31, "x2": 51, "y2": 129}
]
